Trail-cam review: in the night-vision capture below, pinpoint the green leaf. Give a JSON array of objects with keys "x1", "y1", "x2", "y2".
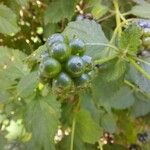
[
  {"x1": 44, "y1": 0, "x2": 77, "y2": 24},
  {"x1": 132, "y1": 93, "x2": 150, "y2": 117},
  {"x1": 63, "y1": 20, "x2": 108, "y2": 60},
  {"x1": 0, "y1": 4, "x2": 20, "y2": 35},
  {"x1": 100, "y1": 113, "x2": 117, "y2": 133},
  {"x1": 17, "y1": 71, "x2": 39, "y2": 98},
  {"x1": 109, "y1": 86, "x2": 135, "y2": 109},
  {"x1": 129, "y1": 57, "x2": 150, "y2": 94},
  {"x1": 0, "y1": 134, "x2": 6, "y2": 149},
  {"x1": 0, "y1": 46, "x2": 29, "y2": 90},
  {"x1": 25, "y1": 93, "x2": 61, "y2": 150},
  {"x1": 43, "y1": 23, "x2": 60, "y2": 39},
  {"x1": 100, "y1": 58, "x2": 127, "y2": 82},
  {"x1": 0, "y1": 91, "x2": 10, "y2": 103},
  {"x1": 130, "y1": 2, "x2": 150, "y2": 19},
  {"x1": 91, "y1": 4, "x2": 108, "y2": 20},
  {"x1": 103, "y1": 144, "x2": 127, "y2": 150},
  {"x1": 76, "y1": 109, "x2": 102, "y2": 144},
  {"x1": 119, "y1": 24, "x2": 141, "y2": 53},
  {"x1": 27, "y1": 44, "x2": 47, "y2": 63},
  {"x1": 117, "y1": 112, "x2": 137, "y2": 143},
  {"x1": 79, "y1": 91, "x2": 100, "y2": 123},
  {"x1": 92, "y1": 75, "x2": 124, "y2": 106}
]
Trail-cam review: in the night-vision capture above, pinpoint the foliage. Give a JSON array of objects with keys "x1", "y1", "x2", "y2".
[{"x1": 0, "y1": 0, "x2": 150, "y2": 150}]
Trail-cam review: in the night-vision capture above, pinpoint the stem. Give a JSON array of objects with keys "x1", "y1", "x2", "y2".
[
  {"x1": 124, "y1": 80, "x2": 137, "y2": 90},
  {"x1": 70, "y1": 116, "x2": 76, "y2": 150},
  {"x1": 124, "y1": 79, "x2": 150, "y2": 99},
  {"x1": 122, "y1": 12, "x2": 131, "y2": 16},
  {"x1": 133, "y1": 56, "x2": 150, "y2": 66},
  {"x1": 113, "y1": 0, "x2": 121, "y2": 36},
  {"x1": 108, "y1": 18, "x2": 132, "y2": 46},
  {"x1": 119, "y1": 13, "x2": 128, "y2": 23},
  {"x1": 98, "y1": 141, "x2": 103, "y2": 150},
  {"x1": 94, "y1": 55, "x2": 117, "y2": 65},
  {"x1": 85, "y1": 43, "x2": 118, "y2": 51},
  {"x1": 98, "y1": 12, "x2": 115, "y2": 22},
  {"x1": 128, "y1": 57, "x2": 150, "y2": 81}
]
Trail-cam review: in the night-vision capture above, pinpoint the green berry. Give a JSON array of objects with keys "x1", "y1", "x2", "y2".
[
  {"x1": 47, "y1": 33, "x2": 64, "y2": 47},
  {"x1": 81, "y1": 55, "x2": 93, "y2": 72},
  {"x1": 66, "y1": 56, "x2": 85, "y2": 77},
  {"x1": 69, "y1": 38, "x2": 86, "y2": 55},
  {"x1": 142, "y1": 37, "x2": 150, "y2": 48},
  {"x1": 40, "y1": 58, "x2": 61, "y2": 78},
  {"x1": 75, "y1": 73, "x2": 90, "y2": 87},
  {"x1": 52, "y1": 72, "x2": 73, "y2": 92},
  {"x1": 143, "y1": 28, "x2": 150, "y2": 37},
  {"x1": 51, "y1": 43, "x2": 71, "y2": 62}
]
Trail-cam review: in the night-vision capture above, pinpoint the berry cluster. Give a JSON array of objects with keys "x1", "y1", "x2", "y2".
[
  {"x1": 100, "y1": 132, "x2": 114, "y2": 145},
  {"x1": 38, "y1": 33, "x2": 93, "y2": 97},
  {"x1": 137, "y1": 20, "x2": 150, "y2": 55},
  {"x1": 137, "y1": 132, "x2": 148, "y2": 143}
]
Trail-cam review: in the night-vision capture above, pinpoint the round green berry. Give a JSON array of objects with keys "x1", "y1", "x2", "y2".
[
  {"x1": 40, "y1": 58, "x2": 61, "y2": 78},
  {"x1": 65, "y1": 56, "x2": 85, "y2": 77},
  {"x1": 69, "y1": 38, "x2": 86, "y2": 55},
  {"x1": 51, "y1": 43, "x2": 71, "y2": 62}
]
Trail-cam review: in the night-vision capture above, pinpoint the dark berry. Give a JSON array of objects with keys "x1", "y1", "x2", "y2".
[{"x1": 65, "y1": 56, "x2": 85, "y2": 77}]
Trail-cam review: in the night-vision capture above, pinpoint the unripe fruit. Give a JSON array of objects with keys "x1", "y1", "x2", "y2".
[
  {"x1": 51, "y1": 43, "x2": 71, "y2": 62},
  {"x1": 47, "y1": 33, "x2": 64, "y2": 47},
  {"x1": 52, "y1": 72, "x2": 73, "y2": 92},
  {"x1": 40, "y1": 58, "x2": 61, "y2": 78},
  {"x1": 138, "y1": 20, "x2": 150, "y2": 28},
  {"x1": 143, "y1": 28, "x2": 150, "y2": 37},
  {"x1": 142, "y1": 37, "x2": 150, "y2": 47},
  {"x1": 65, "y1": 56, "x2": 85, "y2": 77},
  {"x1": 75, "y1": 74, "x2": 90, "y2": 87},
  {"x1": 69, "y1": 38, "x2": 86, "y2": 55},
  {"x1": 81, "y1": 55, "x2": 93, "y2": 72}
]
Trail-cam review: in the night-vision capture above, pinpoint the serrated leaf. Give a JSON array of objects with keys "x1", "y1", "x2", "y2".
[
  {"x1": 79, "y1": 91, "x2": 100, "y2": 123},
  {"x1": 132, "y1": 93, "x2": 150, "y2": 117},
  {"x1": 119, "y1": 24, "x2": 141, "y2": 53},
  {"x1": 129, "y1": 57, "x2": 150, "y2": 94},
  {"x1": 100, "y1": 113, "x2": 117, "y2": 133},
  {"x1": 63, "y1": 20, "x2": 109, "y2": 60},
  {"x1": 17, "y1": 71, "x2": 39, "y2": 98},
  {"x1": 76, "y1": 109, "x2": 102, "y2": 144},
  {"x1": 130, "y1": 2, "x2": 150, "y2": 19},
  {"x1": 27, "y1": 44, "x2": 47, "y2": 63},
  {"x1": 0, "y1": 46, "x2": 29, "y2": 90},
  {"x1": 0, "y1": 4, "x2": 20, "y2": 35},
  {"x1": 44, "y1": 0, "x2": 77, "y2": 24},
  {"x1": 100, "y1": 58, "x2": 127, "y2": 82},
  {"x1": 109, "y1": 86, "x2": 135, "y2": 109},
  {"x1": 92, "y1": 74, "x2": 124, "y2": 106},
  {"x1": 25, "y1": 93, "x2": 61, "y2": 150}
]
